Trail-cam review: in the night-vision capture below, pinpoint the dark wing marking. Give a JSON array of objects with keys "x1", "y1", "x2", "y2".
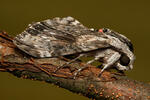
[
  {"x1": 33, "y1": 23, "x2": 49, "y2": 31},
  {"x1": 26, "y1": 28, "x2": 41, "y2": 35},
  {"x1": 32, "y1": 21, "x2": 76, "y2": 43},
  {"x1": 40, "y1": 21, "x2": 76, "y2": 41}
]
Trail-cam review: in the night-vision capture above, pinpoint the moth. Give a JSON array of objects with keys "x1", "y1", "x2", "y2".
[{"x1": 13, "y1": 16, "x2": 135, "y2": 78}]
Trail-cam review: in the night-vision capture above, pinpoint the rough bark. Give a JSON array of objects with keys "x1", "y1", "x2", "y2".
[{"x1": 0, "y1": 31, "x2": 150, "y2": 100}]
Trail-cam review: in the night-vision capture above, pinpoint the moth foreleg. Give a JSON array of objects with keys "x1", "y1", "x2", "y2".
[{"x1": 99, "y1": 51, "x2": 121, "y2": 76}]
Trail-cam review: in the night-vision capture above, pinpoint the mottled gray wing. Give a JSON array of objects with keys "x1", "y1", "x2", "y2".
[
  {"x1": 40, "y1": 17, "x2": 110, "y2": 52},
  {"x1": 13, "y1": 16, "x2": 110, "y2": 58},
  {"x1": 13, "y1": 17, "x2": 87, "y2": 58}
]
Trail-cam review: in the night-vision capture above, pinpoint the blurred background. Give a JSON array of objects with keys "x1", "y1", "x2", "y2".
[{"x1": 0, "y1": 0, "x2": 150, "y2": 100}]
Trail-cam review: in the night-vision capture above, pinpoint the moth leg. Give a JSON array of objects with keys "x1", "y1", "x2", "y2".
[
  {"x1": 29, "y1": 58, "x2": 51, "y2": 76},
  {"x1": 54, "y1": 54, "x2": 85, "y2": 73},
  {"x1": 73, "y1": 49, "x2": 108, "y2": 79},
  {"x1": 99, "y1": 52, "x2": 121, "y2": 77},
  {"x1": 73, "y1": 49, "x2": 121, "y2": 79}
]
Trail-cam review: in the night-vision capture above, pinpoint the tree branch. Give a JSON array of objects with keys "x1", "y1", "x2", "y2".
[{"x1": 0, "y1": 31, "x2": 150, "y2": 100}]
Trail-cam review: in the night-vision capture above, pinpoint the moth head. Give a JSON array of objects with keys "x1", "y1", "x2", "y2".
[
  {"x1": 99, "y1": 28, "x2": 134, "y2": 52},
  {"x1": 99, "y1": 28, "x2": 135, "y2": 70}
]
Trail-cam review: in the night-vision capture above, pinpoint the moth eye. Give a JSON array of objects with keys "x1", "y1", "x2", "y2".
[{"x1": 120, "y1": 55, "x2": 130, "y2": 66}]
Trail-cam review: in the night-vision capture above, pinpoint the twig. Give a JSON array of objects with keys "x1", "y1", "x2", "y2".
[{"x1": 0, "y1": 31, "x2": 150, "y2": 100}]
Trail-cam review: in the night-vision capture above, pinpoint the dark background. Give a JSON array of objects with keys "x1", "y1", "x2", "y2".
[{"x1": 0, "y1": 0, "x2": 150, "y2": 100}]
